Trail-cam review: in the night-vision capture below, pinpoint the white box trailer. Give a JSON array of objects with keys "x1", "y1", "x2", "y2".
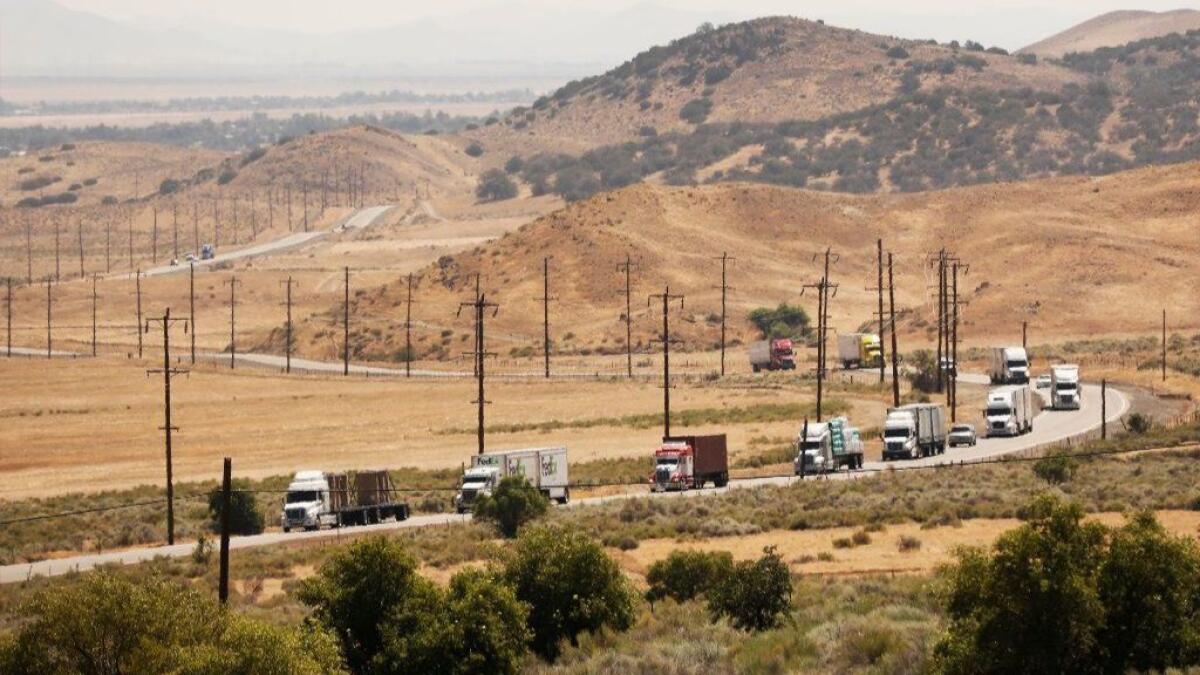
[
  {"x1": 883, "y1": 403, "x2": 947, "y2": 460},
  {"x1": 455, "y1": 446, "x2": 569, "y2": 513},
  {"x1": 984, "y1": 385, "x2": 1034, "y2": 437}
]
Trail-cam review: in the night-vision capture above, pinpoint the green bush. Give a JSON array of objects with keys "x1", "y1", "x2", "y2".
[
  {"x1": 0, "y1": 573, "x2": 343, "y2": 674},
  {"x1": 206, "y1": 479, "x2": 265, "y2": 535},
  {"x1": 1126, "y1": 412, "x2": 1153, "y2": 434},
  {"x1": 473, "y1": 475, "x2": 549, "y2": 538},
  {"x1": 679, "y1": 98, "x2": 714, "y2": 124},
  {"x1": 159, "y1": 178, "x2": 182, "y2": 195},
  {"x1": 503, "y1": 525, "x2": 636, "y2": 660},
  {"x1": 645, "y1": 549, "x2": 733, "y2": 603},
  {"x1": 747, "y1": 303, "x2": 810, "y2": 339},
  {"x1": 475, "y1": 169, "x2": 518, "y2": 202},
  {"x1": 707, "y1": 546, "x2": 791, "y2": 631},
  {"x1": 886, "y1": 46, "x2": 910, "y2": 60},
  {"x1": 503, "y1": 155, "x2": 524, "y2": 174},
  {"x1": 465, "y1": 142, "x2": 484, "y2": 157},
  {"x1": 1033, "y1": 449, "x2": 1078, "y2": 485}
]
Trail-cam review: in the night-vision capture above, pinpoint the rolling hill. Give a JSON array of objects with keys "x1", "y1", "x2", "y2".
[
  {"x1": 279, "y1": 161, "x2": 1200, "y2": 364},
  {"x1": 1021, "y1": 9, "x2": 1200, "y2": 58},
  {"x1": 469, "y1": 17, "x2": 1081, "y2": 156}
]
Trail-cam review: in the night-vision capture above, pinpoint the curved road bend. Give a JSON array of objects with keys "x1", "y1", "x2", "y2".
[{"x1": 0, "y1": 377, "x2": 1127, "y2": 584}]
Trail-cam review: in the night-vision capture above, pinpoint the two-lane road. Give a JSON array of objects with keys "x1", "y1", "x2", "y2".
[{"x1": 0, "y1": 376, "x2": 1127, "y2": 584}]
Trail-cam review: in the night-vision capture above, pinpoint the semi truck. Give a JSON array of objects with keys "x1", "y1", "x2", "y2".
[
  {"x1": 281, "y1": 470, "x2": 410, "y2": 532},
  {"x1": 984, "y1": 385, "x2": 1035, "y2": 437},
  {"x1": 794, "y1": 416, "x2": 865, "y2": 474},
  {"x1": 454, "y1": 446, "x2": 569, "y2": 514},
  {"x1": 883, "y1": 404, "x2": 947, "y2": 460},
  {"x1": 650, "y1": 434, "x2": 729, "y2": 492},
  {"x1": 1050, "y1": 364, "x2": 1081, "y2": 410},
  {"x1": 747, "y1": 339, "x2": 796, "y2": 372},
  {"x1": 201, "y1": 243, "x2": 215, "y2": 260},
  {"x1": 837, "y1": 333, "x2": 882, "y2": 369},
  {"x1": 989, "y1": 346, "x2": 1030, "y2": 384}
]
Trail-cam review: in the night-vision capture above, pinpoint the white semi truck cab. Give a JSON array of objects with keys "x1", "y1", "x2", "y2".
[
  {"x1": 989, "y1": 346, "x2": 1030, "y2": 384},
  {"x1": 1050, "y1": 364, "x2": 1081, "y2": 410},
  {"x1": 454, "y1": 447, "x2": 570, "y2": 513},
  {"x1": 282, "y1": 471, "x2": 335, "y2": 531},
  {"x1": 985, "y1": 386, "x2": 1034, "y2": 437},
  {"x1": 883, "y1": 412, "x2": 918, "y2": 460}
]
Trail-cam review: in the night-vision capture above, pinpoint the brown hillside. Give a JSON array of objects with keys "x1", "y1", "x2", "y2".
[
  {"x1": 1022, "y1": 9, "x2": 1200, "y2": 58},
  {"x1": 468, "y1": 16, "x2": 1082, "y2": 157},
  {"x1": 288, "y1": 162, "x2": 1200, "y2": 362}
]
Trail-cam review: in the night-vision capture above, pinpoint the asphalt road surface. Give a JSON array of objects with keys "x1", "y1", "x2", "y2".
[
  {"x1": 0, "y1": 376, "x2": 1127, "y2": 584},
  {"x1": 138, "y1": 205, "x2": 394, "y2": 278}
]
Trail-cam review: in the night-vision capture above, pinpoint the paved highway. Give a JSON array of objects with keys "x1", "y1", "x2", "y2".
[
  {"x1": 138, "y1": 205, "x2": 395, "y2": 278},
  {"x1": 0, "y1": 376, "x2": 1127, "y2": 584}
]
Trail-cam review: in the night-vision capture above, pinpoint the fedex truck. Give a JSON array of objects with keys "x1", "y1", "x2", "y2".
[{"x1": 454, "y1": 446, "x2": 569, "y2": 513}]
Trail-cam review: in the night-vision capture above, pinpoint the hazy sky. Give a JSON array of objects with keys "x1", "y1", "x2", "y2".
[{"x1": 54, "y1": 0, "x2": 1200, "y2": 49}]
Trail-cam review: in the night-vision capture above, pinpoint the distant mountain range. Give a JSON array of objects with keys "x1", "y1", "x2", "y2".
[
  {"x1": 1020, "y1": 9, "x2": 1200, "y2": 57},
  {"x1": 0, "y1": 0, "x2": 738, "y2": 76}
]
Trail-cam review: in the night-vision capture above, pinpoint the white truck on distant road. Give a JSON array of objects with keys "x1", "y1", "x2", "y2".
[
  {"x1": 883, "y1": 404, "x2": 946, "y2": 460},
  {"x1": 837, "y1": 333, "x2": 882, "y2": 369},
  {"x1": 1050, "y1": 364, "x2": 1081, "y2": 410},
  {"x1": 281, "y1": 470, "x2": 410, "y2": 532},
  {"x1": 984, "y1": 385, "x2": 1034, "y2": 437},
  {"x1": 794, "y1": 416, "x2": 864, "y2": 474},
  {"x1": 454, "y1": 446, "x2": 570, "y2": 514},
  {"x1": 989, "y1": 346, "x2": 1030, "y2": 384}
]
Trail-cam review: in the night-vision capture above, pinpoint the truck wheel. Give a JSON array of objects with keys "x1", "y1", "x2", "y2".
[
  {"x1": 714, "y1": 473, "x2": 729, "y2": 488},
  {"x1": 752, "y1": 365, "x2": 760, "y2": 373},
  {"x1": 283, "y1": 527, "x2": 290, "y2": 534}
]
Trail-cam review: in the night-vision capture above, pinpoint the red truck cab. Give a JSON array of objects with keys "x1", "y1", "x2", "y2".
[{"x1": 649, "y1": 434, "x2": 729, "y2": 492}]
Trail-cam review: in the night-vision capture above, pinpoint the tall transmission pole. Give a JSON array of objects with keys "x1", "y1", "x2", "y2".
[
  {"x1": 876, "y1": 238, "x2": 886, "y2": 384},
  {"x1": 713, "y1": 252, "x2": 735, "y2": 377},
  {"x1": 152, "y1": 207, "x2": 158, "y2": 263},
  {"x1": 617, "y1": 254, "x2": 639, "y2": 378},
  {"x1": 105, "y1": 218, "x2": 112, "y2": 274},
  {"x1": 189, "y1": 263, "x2": 196, "y2": 364},
  {"x1": 458, "y1": 289, "x2": 498, "y2": 455},
  {"x1": 26, "y1": 218, "x2": 32, "y2": 283},
  {"x1": 145, "y1": 308, "x2": 189, "y2": 546},
  {"x1": 54, "y1": 217, "x2": 60, "y2": 282},
  {"x1": 302, "y1": 182, "x2": 309, "y2": 232},
  {"x1": 173, "y1": 204, "x2": 179, "y2": 260},
  {"x1": 91, "y1": 275, "x2": 98, "y2": 357},
  {"x1": 804, "y1": 249, "x2": 838, "y2": 422},
  {"x1": 539, "y1": 257, "x2": 556, "y2": 378},
  {"x1": 225, "y1": 276, "x2": 240, "y2": 369},
  {"x1": 136, "y1": 269, "x2": 143, "y2": 358},
  {"x1": 128, "y1": 209, "x2": 134, "y2": 270},
  {"x1": 888, "y1": 252, "x2": 900, "y2": 408},
  {"x1": 281, "y1": 276, "x2": 297, "y2": 374},
  {"x1": 192, "y1": 201, "x2": 200, "y2": 254},
  {"x1": 649, "y1": 287, "x2": 685, "y2": 438}
]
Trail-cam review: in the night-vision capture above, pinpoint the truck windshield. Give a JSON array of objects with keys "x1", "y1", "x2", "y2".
[
  {"x1": 656, "y1": 457, "x2": 679, "y2": 466},
  {"x1": 987, "y1": 406, "x2": 1012, "y2": 417},
  {"x1": 286, "y1": 490, "x2": 319, "y2": 504},
  {"x1": 461, "y1": 480, "x2": 486, "y2": 490},
  {"x1": 799, "y1": 440, "x2": 823, "y2": 451},
  {"x1": 1054, "y1": 383, "x2": 1076, "y2": 391},
  {"x1": 883, "y1": 428, "x2": 909, "y2": 439},
  {"x1": 1006, "y1": 360, "x2": 1027, "y2": 368}
]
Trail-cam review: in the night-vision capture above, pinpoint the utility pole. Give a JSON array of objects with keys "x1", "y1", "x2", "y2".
[
  {"x1": 404, "y1": 273, "x2": 415, "y2": 378},
  {"x1": 25, "y1": 218, "x2": 32, "y2": 283},
  {"x1": 268, "y1": 185, "x2": 274, "y2": 230},
  {"x1": 343, "y1": 267, "x2": 350, "y2": 376},
  {"x1": 145, "y1": 308, "x2": 189, "y2": 546},
  {"x1": 950, "y1": 262, "x2": 968, "y2": 422},
  {"x1": 152, "y1": 207, "x2": 158, "y2": 263},
  {"x1": 136, "y1": 269, "x2": 143, "y2": 358},
  {"x1": 1162, "y1": 309, "x2": 1167, "y2": 381},
  {"x1": 286, "y1": 184, "x2": 293, "y2": 232},
  {"x1": 231, "y1": 196, "x2": 239, "y2": 245},
  {"x1": 458, "y1": 289, "x2": 498, "y2": 455},
  {"x1": 172, "y1": 204, "x2": 179, "y2": 260},
  {"x1": 91, "y1": 275, "x2": 98, "y2": 357},
  {"x1": 321, "y1": 170, "x2": 328, "y2": 212},
  {"x1": 888, "y1": 253, "x2": 900, "y2": 408},
  {"x1": 617, "y1": 254, "x2": 638, "y2": 378},
  {"x1": 218, "y1": 457, "x2": 232, "y2": 605},
  {"x1": 249, "y1": 193, "x2": 257, "y2": 240},
  {"x1": 1022, "y1": 320, "x2": 1027, "y2": 351},
  {"x1": 5, "y1": 277, "x2": 11, "y2": 357},
  {"x1": 45, "y1": 278, "x2": 52, "y2": 358},
  {"x1": 804, "y1": 249, "x2": 838, "y2": 422},
  {"x1": 188, "y1": 263, "x2": 196, "y2": 365},
  {"x1": 932, "y1": 250, "x2": 946, "y2": 394},
  {"x1": 539, "y1": 257, "x2": 555, "y2": 378},
  {"x1": 192, "y1": 201, "x2": 200, "y2": 254},
  {"x1": 713, "y1": 252, "x2": 735, "y2": 377},
  {"x1": 225, "y1": 276, "x2": 240, "y2": 369},
  {"x1": 77, "y1": 220, "x2": 85, "y2": 278},
  {"x1": 281, "y1": 276, "x2": 297, "y2": 373},
  {"x1": 1101, "y1": 379, "x2": 1108, "y2": 440},
  {"x1": 649, "y1": 287, "x2": 685, "y2": 438},
  {"x1": 212, "y1": 195, "x2": 220, "y2": 248},
  {"x1": 127, "y1": 209, "x2": 134, "y2": 270},
  {"x1": 54, "y1": 218, "x2": 60, "y2": 282},
  {"x1": 105, "y1": 219, "x2": 112, "y2": 274},
  {"x1": 877, "y1": 238, "x2": 886, "y2": 384}
]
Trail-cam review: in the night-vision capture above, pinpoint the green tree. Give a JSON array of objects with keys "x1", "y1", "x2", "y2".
[
  {"x1": 906, "y1": 348, "x2": 939, "y2": 393},
  {"x1": 1033, "y1": 448, "x2": 1078, "y2": 485},
  {"x1": 297, "y1": 536, "x2": 436, "y2": 673},
  {"x1": 747, "y1": 303, "x2": 810, "y2": 339},
  {"x1": 0, "y1": 573, "x2": 342, "y2": 675},
  {"x1": 473, "y1": 475, "x2": 549, "y2": 538},
  {"x1": 475, "y1": 169, "x2": 518, "y2": 202},
  {"x1": 1097, "y1": 511, "x2": 1200, "y2": 672},
  {"x1": 503, "y1": 525, "x2": 636, "y2": 660},
  {"x1": 934, "y1": 494, "x2": 1107, "y2": 674},
  {"x1": 207, "y1": 479, "x2": 265, "y2": 535},
  {"x1": 645, "y1": 549, "x2": 733, "y2": 603},
  {"x1": 503, "y1": 155, "x2": 524, "y2": 174},
  {"x1": 465, "y1": 142, "x2": 484, "y2": 157},
  {"x1": 707, "y1": 546, "x2": 791, "y2": 631}
]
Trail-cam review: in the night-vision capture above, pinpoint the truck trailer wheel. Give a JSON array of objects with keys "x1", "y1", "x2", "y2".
[{"x1": 714, "y1": 473, "x2": 729, "y2": 488}]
